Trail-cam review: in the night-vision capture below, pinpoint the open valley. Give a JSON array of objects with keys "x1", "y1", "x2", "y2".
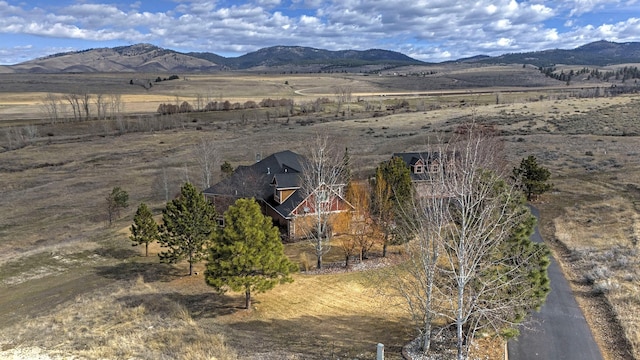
[{"x1": 1, "y1": 69, "x2": 639, "y2": 359}]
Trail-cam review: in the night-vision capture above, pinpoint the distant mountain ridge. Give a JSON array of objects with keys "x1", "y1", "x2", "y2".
[
  {"x1": 3, "y1": 44, "x2": 424, "y2": 73},
  {"x1": 2, "y1": 40, "x2": 640, "y2": 73},
  {"x1": 455, "y1": 40, "x2": 640, "y2": 67}
]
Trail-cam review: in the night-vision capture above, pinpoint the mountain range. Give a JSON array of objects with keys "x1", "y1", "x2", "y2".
[{"x1": 1, "y1": 40, "x2": 639, "y2": 74}]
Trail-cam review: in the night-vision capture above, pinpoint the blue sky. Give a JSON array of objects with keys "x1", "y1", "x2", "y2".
[{"x1": 1, "y1": 0, "x2": 640, "y2": 65}]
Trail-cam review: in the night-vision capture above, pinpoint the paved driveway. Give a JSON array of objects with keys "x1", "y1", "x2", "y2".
[{"x1": 507, "y1": 206, "x2": 603, "y2": 360}]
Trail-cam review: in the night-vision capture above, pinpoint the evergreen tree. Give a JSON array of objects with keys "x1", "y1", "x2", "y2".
[
  {"x1": 205, "y1": 198, "x2": 297, "y2": 310},
  {"x1": 370, "y1": 156, "x2": 413, "y2": 256},
  {"x1": 158, "y1": 182, "x2": 217, "y2": 275},
  {"x1": 472, "y1": 178, "x2": 551, "y2": 339},
  {"x1": 341, "y1": 147, "x2": 352, "y2": 187},
  {"x1": 220, "y1": 161, "x2": 234, "y2": 178},
  {"x1": 512, "y1": 155, "x2": 553, "y2": 201},
  {"x1": 129, "y1": 203, "x2": 158, "y2": 257},
  {"x1": 106, "y1": 186, "x2": 128, "y2": 226}
]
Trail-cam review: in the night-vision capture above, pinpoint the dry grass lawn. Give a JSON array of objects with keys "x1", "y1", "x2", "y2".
[{"x1": 1, "y1": 71, "x2": 639, "y2": 359}]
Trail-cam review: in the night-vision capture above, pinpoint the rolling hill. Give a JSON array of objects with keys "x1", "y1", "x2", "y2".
[
  {"x1": 456, "y1": 40, "x2": 640, "y2": 67},
  {"x1": 3, "y1": 40, "x2": 640, "y2": 74},
  {"x1": 3, "y1": 44, "x2": 424, "y2": 74}
]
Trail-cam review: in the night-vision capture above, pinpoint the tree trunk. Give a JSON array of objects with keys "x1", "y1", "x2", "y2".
[
  {"x1": 345, "y1": 254, "x2": 350, "y2": 269},
  {"x1": 457, "y1": 284, "x2": 465, "y2": 360},
  {"x1": 145, "y1": 243, "x2": 149, "y2": 257},
  {"x1": 317, "y1": 254, "x2": 322, "y2": 270},
  {"x1": 189, "y1": 252, "x2": 193, "y2": 276},
  {"x1": 421, "y1": 321, "x2": 431, "y2": 353},
  {"x1": 382, "y1": 242, "x2": 388, "y2": 257},
  {"x1": 245, "y1": 287, "x2": 251, "y2": 310}
]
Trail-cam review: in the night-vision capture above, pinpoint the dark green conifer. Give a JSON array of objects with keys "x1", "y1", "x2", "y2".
[
  {"x1": 158, "y1": 183, "x2": 217, "y2": 275},
  {"x1": 205, "y1": 198, "x2": 297, "y2": 310}
]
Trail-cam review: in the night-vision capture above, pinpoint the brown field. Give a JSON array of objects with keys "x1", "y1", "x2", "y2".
[{"x1": 0, "y1": 69, "x2": 639, "y2": 359}]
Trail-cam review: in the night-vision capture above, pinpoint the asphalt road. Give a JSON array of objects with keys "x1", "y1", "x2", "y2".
[{"x1": 507, "y1": 206, "x2": 603, "y2": 360}]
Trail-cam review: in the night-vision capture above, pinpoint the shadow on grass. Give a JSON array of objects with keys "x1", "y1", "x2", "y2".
[
  {"x1": 95, "y1": 261, "x2": 179, "y2": 283},
  {"x1": 224, "y1": 314, "x2": 410, "y2": 360},
  {"x1": 116, "y1": 291, "x2": 243, "y2": 318},
  {"x1": 94, "y1": 246, "x2": 140, "y2": 260}
]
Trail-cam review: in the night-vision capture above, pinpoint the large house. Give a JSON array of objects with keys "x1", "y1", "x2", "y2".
[
  {"x1": 393, "y1": 151, "x2": 456, "y2": 198},
  {"x1": 203, "y1": 150, "x2": 352, "y2": 240}
]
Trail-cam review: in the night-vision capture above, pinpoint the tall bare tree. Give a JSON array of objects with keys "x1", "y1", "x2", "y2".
[
  {"x1": 108, "y1": 94, "x2": 124, "y2": 119},
  {"x1": 64, "y1": 93, "x2": 81, "y2": 122},
  {"x1": 333, "y1": 85, "x2": 353, "y2": 115},
  {"x1": 80, "y1": 92, "x2": 91, "y2": 120},
  {"x1": 390, "y1": 124, "x2": 550, "y2": 359},
  {"x1": 300, "y1": 135, "x2": 346, "y2": 269},
  {"x1": 41, "y1": 93, "x2": 61, "y2": 124},
  {"x1": 94, "y1": 93, "x2": 107, "y2": 120},
  {"x1": 193, "y1": 137, "x2": 219, "y2": 189},
  {"x1": 345, "y1": 181, "x2": 378, "y2": 261},
  {"x1": 430, "y1": 125, "x2": 548, "y2": 359}
]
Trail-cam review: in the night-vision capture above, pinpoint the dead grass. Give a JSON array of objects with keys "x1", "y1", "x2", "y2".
[
  {"x1": 540, "y1": 172, "x2": 640, "y2": 360},
  {"x1": 0, "y1": 276, "x2": 238, "y2": 360},
  {"x1": 1, "y1": 72, "x2": 640, "y2": 359}
]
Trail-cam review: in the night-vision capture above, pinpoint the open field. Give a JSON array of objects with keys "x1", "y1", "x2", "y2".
[{"x1": 0, "y1": 70, "x2": 639, "y2": 359}]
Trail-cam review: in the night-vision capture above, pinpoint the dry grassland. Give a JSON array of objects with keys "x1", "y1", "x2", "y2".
[{"x1": 0, "y1": 71, "x2": 639, "y2": 359}]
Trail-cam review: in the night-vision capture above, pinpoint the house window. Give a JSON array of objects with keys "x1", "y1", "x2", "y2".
[
  {"x1": 317, "y1": 190, "x2": 329, "y2": 203},
  {"x1": 414, "y1": 165, "x2": 424, "y2": 174}
]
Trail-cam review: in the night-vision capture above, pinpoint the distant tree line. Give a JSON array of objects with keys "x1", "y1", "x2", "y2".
[
  {"x1": 40, "y1": 92, "x2": 125, "y2": 124},
  {"x1": 156, "y1": 98, "x2": 294, "y2": 115},
  {"x1": 539, "y1": 66, "x2": 640, "y2": 83}
]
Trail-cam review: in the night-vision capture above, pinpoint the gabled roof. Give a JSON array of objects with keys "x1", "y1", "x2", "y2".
[
  {"x1": 393, "y1": 152, "x2": 443, "y2": 167},
  {"x1": 203, "y1": 150, "x2": 308, "y2": 217},
  {"x1": 272, "y1": 173, "x2": 300, "y2": 189},
  {"x1": 204, "y1": 150, "x2": 353, "y2": 220},
  {"x1": 393, "y1": 151, "x2": 446, "y2": 181}
]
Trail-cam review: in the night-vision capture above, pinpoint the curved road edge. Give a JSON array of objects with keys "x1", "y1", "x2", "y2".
[{"x1": 507, "y1": 206, "x2": 603, "y2": 360}]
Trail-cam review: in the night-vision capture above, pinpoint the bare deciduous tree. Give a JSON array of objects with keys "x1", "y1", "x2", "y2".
[
  {"x1": 194, "y1": 93, "x2": 205, "y2": 111},
  {"x1": 108, "y1": 94, "x2": 124, "y2": 119},
  {"x1": 300, "y1": 135, "x2": 346, "y2": 269},
  {"x1": 64, "y1": 93, "x2": 81, "y2": 122},
  {"x1": 391, "y1": 124, "x2": 549, "y2": 360},
  {"x1": 333, "y1": 85, "x2": 353, "y2": 115},
  {"x1": 345, "y1": 181, "x2": 378, "y2": 261},
  {"x1": 41, "y1": 93, "x2": 61, "y2": 124},
  {"x1": 193, "y1": 137, "x2": 219, "y2": 189},
  {"x1": 80, "y1": 93, "x2": 91, "y2": 120},
  {"x1": 94, "y1": 93, "x2": 108, "y2": 120}
]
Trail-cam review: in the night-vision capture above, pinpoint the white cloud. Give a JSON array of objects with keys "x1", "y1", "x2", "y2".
[{"x1": 0, "y1": 0, "x2": 640, "y2": 63}]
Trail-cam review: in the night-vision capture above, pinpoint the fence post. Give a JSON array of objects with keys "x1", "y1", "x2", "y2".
[{"x1": 377, "y1": 343, "x2": 384, "y2": 360}]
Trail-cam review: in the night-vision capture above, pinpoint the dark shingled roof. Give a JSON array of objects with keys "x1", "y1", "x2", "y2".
[
  {"x1": 204, "y1": 150, "x2": 308, "y2": 218},
  {"x1": 393, "y1": 152, "x2": 442, "y2": 166},
  {"x1": 392, "y1": 152, "x2": 444, "y2": 180}
]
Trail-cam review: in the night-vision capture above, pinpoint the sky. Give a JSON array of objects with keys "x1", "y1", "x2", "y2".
[{"x1": 1, "y1": 0, "x2": 640, "y2": 65}]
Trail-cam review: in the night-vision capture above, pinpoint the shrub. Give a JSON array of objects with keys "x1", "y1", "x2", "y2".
[{"x1": 299, "y1": 252, "x2": 311, "y2": 271}]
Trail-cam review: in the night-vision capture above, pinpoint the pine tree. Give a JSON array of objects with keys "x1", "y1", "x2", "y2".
[
  {"x1": 220, "y1": 161, "x2": 234, "y2": 178},
  {"x1": 106, "y1": 186, "x2": 128, "y2": 226},
  {"x1": 205, "y1": 198, "x2": 297, "y2": 310},
  {"x1": 158, "y1": 182, "x2": 217, "y2": 275},
  {"x1": 370, "y1": 156, "x2": 413, "y2": 256},
  {"x1": 476, "y1": 182, "x2": 551, "y2": 338},
  {"x1": 341, "y1": 147, "x2": 352, "y2": 187},
  {"x1": 129, "y1": 203, "x2": 158, "y2": 257},
  {"x1": 512, "y1": 155, "x2": 553, "y2": 201}
]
